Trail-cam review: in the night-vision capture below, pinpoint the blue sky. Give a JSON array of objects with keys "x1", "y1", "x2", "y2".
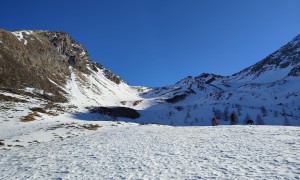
[{"x1": 1, "y1": 0, "x2": 300, "y2": 87}]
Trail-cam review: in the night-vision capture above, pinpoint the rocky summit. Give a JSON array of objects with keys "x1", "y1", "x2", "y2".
[{"x1": 0, "y1": 29, "x2": 122, "y2": 102}]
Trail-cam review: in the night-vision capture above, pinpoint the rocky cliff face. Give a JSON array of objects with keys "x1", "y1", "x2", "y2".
[{"x1": 0, "y1": 29, "x2": 123, "y2": 102}]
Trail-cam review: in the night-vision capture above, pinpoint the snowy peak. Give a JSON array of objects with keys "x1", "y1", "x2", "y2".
[
  {"x1": 37, "y1": 30, "x2": 124, "y2": 84},
  {"x1": 232, "y1": 34, "x2": 300, "y2": 83},
  {"x1": 136, "y1": 34, "x2": 300, "y2": 126}
]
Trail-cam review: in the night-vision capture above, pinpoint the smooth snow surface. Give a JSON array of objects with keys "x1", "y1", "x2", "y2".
[{"x1": 1, "y1": 125, "x2": 299, "y2": 179}]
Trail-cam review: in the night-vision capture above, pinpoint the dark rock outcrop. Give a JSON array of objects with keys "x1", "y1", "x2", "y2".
[{"x1": 91, "y1": 107, "x2": 140, "y2": 119}]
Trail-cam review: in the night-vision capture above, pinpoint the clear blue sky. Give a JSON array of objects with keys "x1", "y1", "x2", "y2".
[{"x1": 1, "y1": 0, "x2": 300, "y2": 87}]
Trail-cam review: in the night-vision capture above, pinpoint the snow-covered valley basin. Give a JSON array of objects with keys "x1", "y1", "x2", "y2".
[{"x1": 0, "y1": 125, "x2": 299, "y2": 179}]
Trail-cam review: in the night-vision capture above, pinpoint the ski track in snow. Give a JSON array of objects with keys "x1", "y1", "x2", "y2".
[{"x1": 0, "y1": 125, "x2": 299, "y2": 179}]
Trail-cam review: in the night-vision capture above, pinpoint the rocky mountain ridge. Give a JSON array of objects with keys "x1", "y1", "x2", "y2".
[
  {"x1": 231, "y1": 34, "x2": 300, "y2": 82},
  {"x1": 0, "y1": 29, "x2": 123, "y2": 103}
]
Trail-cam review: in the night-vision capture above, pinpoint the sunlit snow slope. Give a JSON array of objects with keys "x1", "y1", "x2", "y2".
[{"x1": 133, "y1": 35, "x2": 300, "y2": 126}]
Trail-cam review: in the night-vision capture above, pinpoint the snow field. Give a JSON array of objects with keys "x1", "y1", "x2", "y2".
[
  {"x1": 0, "y1": 125, "x2": 299, "y2": 179},
  {"x1": 0, "y1": 90, "x2": 127, "y2": 149}
]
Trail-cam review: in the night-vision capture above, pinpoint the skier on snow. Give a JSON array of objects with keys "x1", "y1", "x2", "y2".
[
  {"x1": 211, "y1": 118, "x2": 218, "y2": 126},
  {"x1": 230, "y1": 113, "x2": 236, "y2": 125},
  {"x1": 247, "y1": 119, "x2": 254, "y2": 125}
]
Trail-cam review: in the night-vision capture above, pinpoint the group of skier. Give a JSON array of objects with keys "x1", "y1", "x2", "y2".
[{"x1": 212, "y1": 113, "x2": 252, "y2": 126}]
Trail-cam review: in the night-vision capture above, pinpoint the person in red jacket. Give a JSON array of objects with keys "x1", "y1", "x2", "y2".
[{"x1": 211, "y1": 118, "x2": 218, "y2": 126}]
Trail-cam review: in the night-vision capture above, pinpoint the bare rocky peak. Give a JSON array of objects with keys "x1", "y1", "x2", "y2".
[
  {"x1": 40, "y1": 31, "x2": 91, "y2": 73},
  {"x1": 0, "y1": 29, "x2": 123, "y2": 102},
  {"x1": 41, "y1": 30, "x2": 123, "y2": 84}
]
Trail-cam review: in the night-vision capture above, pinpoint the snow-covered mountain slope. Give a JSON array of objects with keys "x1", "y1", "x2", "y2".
[
  {"x1": 134, "y1": 35, "x2": 300, "y2": 126},
  {"x1": 0, "y1": 29, "x2": 144, "y2": 148},
  {"x1": 64, "y1": 67, "x2": 140, "y2": 109},
  {"x1": 1, "y1": 125, "x2": 299, "y2": 179},
  {"x1": 0, "y1": 29, "x2": 136, "y2": 104},
  {"x1": 1, "y1": 30, "x2": 299, "y2": 179},
  {"x1": 0, "y1": 29, "x2": 146, "y2": 108},
  {"x1": 0, "y1": 29, "x2": 299, "y2": 131}
]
